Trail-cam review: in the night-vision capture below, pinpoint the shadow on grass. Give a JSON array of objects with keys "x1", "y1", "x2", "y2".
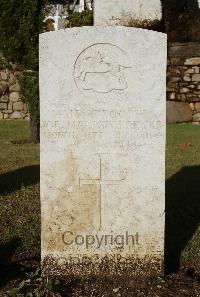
[
  {"x1": 0, "y1": 165, "x2": 40, "y2": 194},
  {"x1": 0, "y1": 237, "x2": 22, "y2": 288},
  {"x1": 0, "y1": 237, "x2": 39, "y2": 289},
  {"x1": 165, "y1": 165, "x2": 200, "y2": 274}
]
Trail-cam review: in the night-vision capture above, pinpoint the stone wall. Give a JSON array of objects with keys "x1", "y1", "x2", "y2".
[
  {"x1": 167, "y1": 42, "x2": 200, "y2": 123},
  {"x1": 0, "y1": 66, "x2": 29, "y2": 120}
]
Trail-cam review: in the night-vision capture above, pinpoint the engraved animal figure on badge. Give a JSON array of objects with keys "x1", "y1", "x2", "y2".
[{"x1": 74, "y1": 43, "x2": 131, "y2": 93}]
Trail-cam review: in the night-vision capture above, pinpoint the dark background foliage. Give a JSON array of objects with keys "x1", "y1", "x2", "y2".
[
  {"x1": 0, "y1": 0, "x2": 44, "y2": 70},
  {"x1": 161, "y1": 0, "x2": 200, "y2": 41},
  {"x1": 0, "y1": 0, "x2": 43, "y2": 143},
  {"x1": 19, "y1": 72, "x2": 40, "y2": 144},
  {"x1": 67, "y1": 9, "x2": 93, "y2": 27}
]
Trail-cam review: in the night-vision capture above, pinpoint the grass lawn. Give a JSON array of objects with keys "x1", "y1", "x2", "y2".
[
  {"x1": 0, "y1": 120, "x2": 40, "y2": 287},
  {"x1": 166, "y1": 124, "x2": 200, "y2": 273},
  {"x1": 0, "y1": 121, "x2": 199, "y2": 292}
]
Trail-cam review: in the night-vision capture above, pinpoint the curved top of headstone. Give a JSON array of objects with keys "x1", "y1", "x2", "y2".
[
  {"x1": 40, "y1": 25, "x2": 166, "y2": 38},
  {"x1": 94, "y1": 0, "x2": 162, "y2": 26}
]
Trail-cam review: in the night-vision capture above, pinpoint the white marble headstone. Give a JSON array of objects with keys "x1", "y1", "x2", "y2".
[
  {"x1": 40, "y1": 26, "x2": 166, "y2": 273},
  {"x1": 94, "y1": 0, "x2": 162, "y2": 26}
]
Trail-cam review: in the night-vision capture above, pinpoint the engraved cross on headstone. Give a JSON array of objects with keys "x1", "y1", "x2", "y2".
[{"x1": 79, "y1": 156, "x2": 126, "y2": 230}]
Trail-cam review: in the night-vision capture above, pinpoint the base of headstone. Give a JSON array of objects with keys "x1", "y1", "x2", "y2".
[{"x1": 42, "y1": 255, "x2": 163, "y2": 277}]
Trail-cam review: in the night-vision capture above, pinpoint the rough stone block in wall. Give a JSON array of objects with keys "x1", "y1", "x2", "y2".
[
  {"x1": 0, "y1": 63, "x2": 29, "y2": 120},
  {"x1": 0, "y1": 102, "x2": 7, "y2": 110},
  {"x1": 166, "y1": 102, "x2": 192, "y2": 123},
  {"x1": 167, "y1": 42, "x2": 200, "y2": 123}
]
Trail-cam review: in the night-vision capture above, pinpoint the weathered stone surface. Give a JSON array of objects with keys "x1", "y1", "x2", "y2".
[
  {"x1": 3, "y1": 113, "x2": 9, "y2": 119},
  {"x1": 171, "y1": 77, "x2": 180, "y2": 82},
  {"x1": 0, "y1": 95, "x2": 9, "y2": 102},
  {"x1": 9, "y1": 73, "x2": 16, "y2": 84},
  {"x1": 9, "y1": 92, "x2": 20, "y2": 102},
  {"x1": 180, "y1": 87, "x2": 189, "y2": 93},
  {"x1": 169, "y1": 57, "x2": 182, "y2": 66},
  {"x1": 9, "y1": 82, "x2": 20, "y2": 92},
  {"x1": 166, "y1": 82, "x2": 178, "y2": 92},
  {"x1": 0, "y1": 112, "x2": 3, "y2": 119},
  {"x1": 195, "y1": 103, "x2": 200, "y2": 112},
  {"x1": 176, "y1": 94, "x2": 186, "y2": 101},
  {"x1": 40, "y1": 27, "x2": 167, "y2": 271},
  {"x1": 173, "y1": 68, "x2": 181, "y2": 74},
  {"x1": 3, "y1": 110, "x2": 13, "y2": 114},
  {"x1": 94, "y1": 0, "x2": 162, "y2": 26},
  {"x1": 0, "y1": 61, "x2": 30, "y2": 119},
  {"x1": 166, "y1": 101, "x2": 192, "y2": 123},
  {"x1": 0, "y1": 102, "x2": 7, "y2": 110},
  {"x1": 193, "y1": 112, "x2": 200, "y2": 122},
  {"x1": 10, "y1": 111, "x2": 25, "y2": 119},
  {"x1": 0, "y1": 71, "x2": 8, "y2": 80},
  {"x1": 179, "y1": 82, "x2": 188, "y2": 87},
  {"x1": 183, "y1": 75, "x2": 191, "y2": 82},
  {"x1": 190, "y1": 103, "x2": 195, "y2": 111},
  {"x1": 24, "y1": 114, "x2": 30, "y2": 121},
  {"x1": 192, "y1": 74, "x2": 200, "y2": 82},
  {"x1": 0, "y1": 63, "x2": 32, "y2": 120},
  {"x1": 0, "y1": 81, "x2": 9, "y2": 93},
  {"x1": 185, "y1": 68, "x2": 194, "y2": 74},
  {"x1": 193, "y1": 66, "x2": 199, "y2": 74},
  {"x1": 8, "y1": 101, "x2": 13, "y2": 110},
  {"x1": 185, "y1": 58, "x2": 200, "y2": 66},
  {"x1": 169, "y1": 92, "x2": 175, "y2": 100},
  {"x1": 13, "y1": 101, "x2": 24, "y2": 111},
  {"x1": 186, "y1": 96, "x2": 200, "y2": 102}
]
